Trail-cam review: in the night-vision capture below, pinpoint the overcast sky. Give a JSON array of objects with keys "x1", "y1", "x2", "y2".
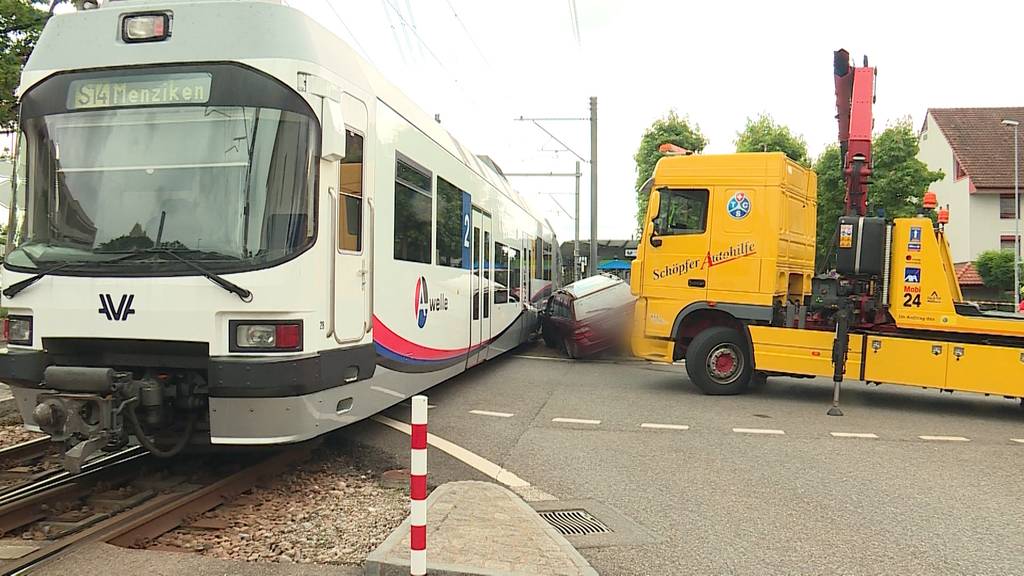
[{"x1": 68, "y1": 1, "x2": 1024, "y2": 243}]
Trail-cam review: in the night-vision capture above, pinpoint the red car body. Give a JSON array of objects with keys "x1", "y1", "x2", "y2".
[{"x1": 541, "y1": 275, "x2": 635, "y2": 358}]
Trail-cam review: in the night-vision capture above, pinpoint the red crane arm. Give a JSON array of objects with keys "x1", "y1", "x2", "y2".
[{"x1": 833, "y1": 49, "x2": 876, "y2": 217}]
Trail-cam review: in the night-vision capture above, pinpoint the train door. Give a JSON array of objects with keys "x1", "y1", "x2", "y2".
[
  {"x1": 333, "y1": 94, "x2": 370, "y2": 343},
  {"x1": 469, "y1": 209, "x2": 492, "y2": 367}
]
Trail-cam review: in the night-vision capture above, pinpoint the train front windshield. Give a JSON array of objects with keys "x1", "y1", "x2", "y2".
[{"x1": 7, "y1": 65, "x2": 319, "y2": 275}]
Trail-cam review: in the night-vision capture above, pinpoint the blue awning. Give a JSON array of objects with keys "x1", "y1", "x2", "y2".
[{"x1": 598, "y1": 259, "x2": 631, "y2": 271}]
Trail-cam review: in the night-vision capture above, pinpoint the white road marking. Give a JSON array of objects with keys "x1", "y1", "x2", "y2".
[
  {"x1": 1012, "y1": 439, "x2": 1024, "y2": 444},
  {"x1": 513, "y1": 353, "x2": 644, "y2": 365},
  {"x1": 513, "y1": 354, "x2": 573, "y2": 362},
  {"x1": 830, "y1": 432, "x2": 879, "y2": 439},
  {"x1": 640, "y1": 423, "x2": 690, "y2": 431},
  {"x1": 372, "y1": 415, "x2": 532, "y2": 489},
  {"x1": 919, "y1": 435, "x2": 969, "y2": 442},
  {"x1": 469, "y1": 410, "x2": 514, "y2": 418},
  {"x1": 369, "y1": 386, "x2": 406, "y2": 399},
  {"x1": 733, "y1": 427, "x2": 785, "y2": 435},
  {"x1": 552, "y1": 417, "x2": 601, "y2": 425}
]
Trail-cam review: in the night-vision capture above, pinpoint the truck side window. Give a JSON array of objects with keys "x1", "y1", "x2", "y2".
[{"x1": 655, "y1": 189, "x2": 709, "y2": 236}]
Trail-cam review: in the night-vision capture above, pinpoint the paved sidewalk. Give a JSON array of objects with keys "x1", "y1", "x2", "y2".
[{"x1": 366, "y1": 481, "x2": 597, "y2": 576}]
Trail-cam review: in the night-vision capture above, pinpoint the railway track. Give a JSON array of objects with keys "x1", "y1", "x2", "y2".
[
  {"x1": 0, "y1": 437, "x2": 60, "y2": 501},
  {"x1": 0, "y1": 443, "x2": 315, "y2": 575}
]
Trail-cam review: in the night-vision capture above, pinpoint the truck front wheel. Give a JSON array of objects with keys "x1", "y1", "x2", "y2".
[{"x1": 684, "y1": 326, "x2": 752, "y2": 395}]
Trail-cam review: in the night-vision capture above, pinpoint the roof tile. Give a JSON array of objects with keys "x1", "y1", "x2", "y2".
[
  {"x1": 928, "y1": 107, "x2": 1024, "y2": 189},
  {"x1": 954, "y1": 261, "x2": 985, "y2": 286}
]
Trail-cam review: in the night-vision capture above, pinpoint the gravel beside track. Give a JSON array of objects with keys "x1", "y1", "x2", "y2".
[
  {"x1": 152, "y1": 438, "x2": 408, "y2": 566},
  {"x1": 0, "y1": 425, "x2": 45, "y2": 449}
]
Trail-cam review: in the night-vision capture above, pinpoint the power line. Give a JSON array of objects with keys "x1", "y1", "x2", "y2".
[
  {"x1": 322, "y1": 0, "x2": 377, "y2": 66},
  {"x1": 380, "y1": 0, "x2": 462, "y2": 88},
  {"x1": 567, "y1": 0, "x2": 580, "y2": 46},
  {"x1": 443, "y1": 0, "x2": 492, "y2": 68}
]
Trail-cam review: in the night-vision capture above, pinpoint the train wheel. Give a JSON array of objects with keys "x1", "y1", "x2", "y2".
[{"x1": 685, "y1": 326, "x2": 752, "y2": 395}]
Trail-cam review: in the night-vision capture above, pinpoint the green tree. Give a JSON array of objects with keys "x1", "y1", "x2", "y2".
[
  {"x1": 1, "y1": 0, "x2": 51, "y2": 131},
  {"x1": 975, "y1": 250, "x2": 1016, "y2": 295},
  {"x1": 813, "y1": 144, "x2": 844, "y2": 269},
  {"x1": 813, "y1": 119, "x2": 943, "y2": 269},
  {"x1": 868, "y1": 120, "x2": 943, "y2": 219},
  {"x1": 633, "y1": 111, "x2": 707, "y2": 232},
  {"x1": 734, "y1": 113, "x2": 809, "y2": 166}
]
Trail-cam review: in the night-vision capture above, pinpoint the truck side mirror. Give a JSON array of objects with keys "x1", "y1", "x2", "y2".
[
  {"x1": 648, "y1": 189, "x2": 661, "y2": 221},
  {"x1": 648, "y1": 189, "x2": 662, "y2": 247}
]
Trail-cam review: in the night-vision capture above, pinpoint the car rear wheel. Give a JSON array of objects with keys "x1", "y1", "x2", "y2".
[
  {"x1": 684, "y1": 326, "x2": 752, "y2": 395},
  {"x1": 542, "y1": 331, "x2": 557, "y2": 348}
]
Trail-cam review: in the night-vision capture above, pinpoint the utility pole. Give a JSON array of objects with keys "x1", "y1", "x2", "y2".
[
  {"x1": 574, "y1": 160, "x2": 581, "y2": 281},
  {"x1": 589, "y1": 96, "x2": 598, "y2": 277},
  {"x1": 504, "y1": 168, "x2": 582, "y2": 281},
  {"x1": 514, "y1": 101, "x2": 596, "y2": 280},
  {"x1": 1003, "y1": 119, "x2": 1020, "y2": 312}
]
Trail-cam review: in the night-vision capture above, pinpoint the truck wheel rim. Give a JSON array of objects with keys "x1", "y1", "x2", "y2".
[{"x1": 707, "y1": 344, "x2": 742, "y2": 385}]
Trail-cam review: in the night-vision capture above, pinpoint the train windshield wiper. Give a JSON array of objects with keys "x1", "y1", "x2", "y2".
[
  {"x1": 4, "y1": 248, "x2": 253, "y2": 301},
  {"x1": 3, "y1": 249, "x2": 151, "y2": 298},
  {"x1": 3, "y1": 261, "x2": 78, "y2": 298},
  {"x1": 111, "y1": 248, "x2": 253, "y2": 302}
]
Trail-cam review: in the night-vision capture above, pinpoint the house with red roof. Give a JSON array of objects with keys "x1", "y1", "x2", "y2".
[{"x1": 917, "y1": 107, "x2": 1024, "y2": 274}]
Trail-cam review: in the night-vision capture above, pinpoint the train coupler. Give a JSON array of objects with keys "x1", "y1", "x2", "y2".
[{"x1": 31, "y1": 367, "x2": 138, "y2": 473}]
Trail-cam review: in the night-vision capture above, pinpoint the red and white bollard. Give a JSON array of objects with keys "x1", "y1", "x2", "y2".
[{"x1": 410, "y1": 395, "x2": 428, "y2": 575}]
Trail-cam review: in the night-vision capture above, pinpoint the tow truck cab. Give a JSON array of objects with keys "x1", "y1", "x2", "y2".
[{"x1": 630, "y1": 152, "x2": 817, "y2": 367}]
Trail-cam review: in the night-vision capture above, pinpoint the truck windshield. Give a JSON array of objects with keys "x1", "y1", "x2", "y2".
[{"x1": 7, "y1": 85, "x2": 316, "y2": 275}]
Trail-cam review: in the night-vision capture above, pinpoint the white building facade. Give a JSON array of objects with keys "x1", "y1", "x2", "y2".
[{"x1": 917, "y1": 107, "x2": 1024, "y2": 264}]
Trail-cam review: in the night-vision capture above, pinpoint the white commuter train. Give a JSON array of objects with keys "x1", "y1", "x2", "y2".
[{"x1": 1, "y1": 0, "x2": 560, "y2": 471}]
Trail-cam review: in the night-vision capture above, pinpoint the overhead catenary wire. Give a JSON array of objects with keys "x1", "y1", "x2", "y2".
[
  {"x1": 380, "y1": 0, "x2": 463, "y2": 89},
  {"x1": 443, "y1": 0, "x2": 492, "y2": 68},
  {"x1": 322, "y1": 0, "x2": 377, "y2": 66},
  {"x1": 567, "y1": 0, "x2": 580, "y2": 45}
]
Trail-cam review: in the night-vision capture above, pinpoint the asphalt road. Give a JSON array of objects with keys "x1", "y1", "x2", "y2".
[{"x1": 347, "y1": 343, "x2": 1024, "y2": 576}]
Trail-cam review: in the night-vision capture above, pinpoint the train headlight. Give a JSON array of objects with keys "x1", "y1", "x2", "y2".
[
  {"x1": 4, "y1": 316, "x2": 32, "y2": 346},
  {"x1": 122, "y1": 13, "x2": 171, "y2": 43},
  {"x1": 230, "y1": 321, "x2": 302, "y2": 352}
]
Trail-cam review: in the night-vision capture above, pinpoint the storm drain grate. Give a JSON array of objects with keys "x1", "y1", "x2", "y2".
[{"x1": 538, "y1": 509, "x2": 611, "y2": 536}]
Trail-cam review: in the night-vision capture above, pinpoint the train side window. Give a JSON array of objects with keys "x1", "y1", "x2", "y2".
[
  {"x1": 542, "y1": 241, "x2": 552, "y2": 281},
  {"x1": 655, "y1": 189, "x2": 709, "y2": 236},
  {"x1": 339, "y1": 130, "x2": 363, "y2": 252},
  {"x1": 436, "y1": 178, "x2": 464, "y2": 267},
  {"x1": 523, "y1": 241, "x2": 531, "y2": 302},
  {"x1": 534, "y1": 238, "x2": 542, "y2": 279},
  {"x1": 472, "y1": 226, "x2": 480, "y2": 320},
  {"x1": 394, "y1": 157, "x2": 432, "y2": 263},
  {"x1": 483, "y1": 230, "x2": 491, "y2": 318},
  {"x1": 494, "y1": 242, "x2": 519, "y2": 304},
  {"x1": 508, "y1": 244, "x2": 520, "y2": 303}
]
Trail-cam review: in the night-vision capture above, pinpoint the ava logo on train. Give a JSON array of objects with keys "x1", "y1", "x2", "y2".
[
  {"x1": 726, "y1": 191, "x2": 751, "y2": 220},
  {"x1": 414, "y1": 277, "x2": 449, "y2": 329}
]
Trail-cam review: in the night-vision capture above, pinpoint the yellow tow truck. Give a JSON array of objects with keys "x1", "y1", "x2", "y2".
[{"x1": 629, "y1": 51, "x2": 1024, "y2": 414}]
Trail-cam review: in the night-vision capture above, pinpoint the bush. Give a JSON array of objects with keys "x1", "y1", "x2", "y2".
[{"x1": 975, "y1": 250, "x2": 1017, "y2": 294}]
